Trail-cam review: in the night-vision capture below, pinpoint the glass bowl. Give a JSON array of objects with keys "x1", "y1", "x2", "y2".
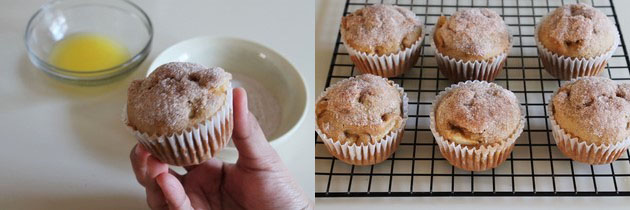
[{"x1": 25, "y1": 0, "x2": 153, "y2": 84}]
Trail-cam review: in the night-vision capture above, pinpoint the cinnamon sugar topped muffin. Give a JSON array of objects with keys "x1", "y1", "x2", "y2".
[
  {"x1": 431, "y1": 81, "x2": 523, "y2": 171},
  {"x1": 433, "y1": 8, "x2": 510, "y2": 61},
  {"x1": 316, "y1": 74, "x2": 403, "y2": 145},
  {"x1": 341, "y1": 4, "x2": 423, "y2": 56},
  {"x1": 538, "y1": 3, "x2": 617, "y2": 58},
  {"x1": 552, "y1": 77, "x2": 630, "y2": 144},
  {"x1": 435, "y1": 82, "x2": 521, "y2": 145},
  {"x1": 127, "y1": 62, "x2": 232, "y2": 136}
]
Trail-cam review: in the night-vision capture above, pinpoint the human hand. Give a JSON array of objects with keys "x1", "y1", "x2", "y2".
[{"x1": 130, "y1": 88, "x2": 312, "y2": 210}]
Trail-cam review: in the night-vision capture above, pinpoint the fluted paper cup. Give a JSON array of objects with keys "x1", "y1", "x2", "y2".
[
  {"x1": 430, "y1": 27, "x2": 511, "y2": 82},
  {"x1": 535, "y1": 18, "x2": 620, "y2": 80},
  {"x1": 341, "y1": 25, "x2": 424, "y2": 78},
  {"x1": 430, "y1": 81, "x2": 525, "y2": 171},
  {"x1": 124, "y1": 86, "x2": 233, "y2": 166},
  {"x1": 315, "y1": 76, "x2": 409, "y2": 165},
  {"x1": 548, "y1": 85, "x2": 630, "y2": 165}
]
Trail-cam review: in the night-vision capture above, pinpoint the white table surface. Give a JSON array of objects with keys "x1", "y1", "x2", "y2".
[
  {"x1": 0, "y1": 0, "x2": 314, "y2": 209},
  {"x1": 315, "y1": 0, "x2": 630, "y2": 209}
]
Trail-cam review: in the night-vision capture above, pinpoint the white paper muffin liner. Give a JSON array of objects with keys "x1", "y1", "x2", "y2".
[
  {"x1": 315, "y1": 76, "x2": 409, "y2": 165},
  {"x1": 534, "y1": 17, "x2": 620, "y2": 80},
  {"x1": 430, "y1": 25, "x2": 511, "y2": 82},
  {"x1": 429, "y1": 81, "x2": 525, "y2": 171},
  {"x1": 341, "y1": 25, "x2": 424, "y2": 78},
  {"x1": 124, "y1": 85, "x2": 234, "y2": 166},
  {"x1": 547, "y1": 81, "x2": 630, "y2": 165}
]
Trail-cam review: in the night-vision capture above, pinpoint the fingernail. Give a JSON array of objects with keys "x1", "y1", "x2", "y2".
[
  {"x1": 239, "y1": 88, "x2": 249, "y2": 113},
  {"x1": 135, "y1": 145, "x2": 143, "y2": 155}
]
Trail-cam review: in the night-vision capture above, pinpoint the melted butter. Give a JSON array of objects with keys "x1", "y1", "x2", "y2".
[{"x1": 48, "y1": 33, "x2": 130, "y2": 72}]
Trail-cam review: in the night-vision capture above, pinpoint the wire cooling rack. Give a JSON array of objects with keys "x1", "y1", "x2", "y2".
[{"x1": 316, "y1": 0, "x2": 630, "y2": 197}]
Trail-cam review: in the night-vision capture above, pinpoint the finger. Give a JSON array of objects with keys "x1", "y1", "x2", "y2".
[
  {"x1": 132, "y1": 145, "x2": 183, "y2": 210},
  {"x1": 144, "y1": 156, "x2": 172, "y2": 209},
  {"x1": 156, "y1": 173, "x2": 193, "y2": 210},
  {"x1": 146, "y1": 178, "x2": 168, "y2": 210},
  {"x1": 231, "y1": 88, "x2": 281, "y2": 169},
  {"x1": 146, "y1": 156, "x2": 170, "y2": 183},
  {"x1": 168, "y1": 168, "x2": 183, "y2": 182},
  {"x1": 186, "y1": 158, "x2": 224, "y2": 194},
  {"x1": 185, "y1": 158, "x2": 224, "y2": 209},
  {"x1": 130, "y1": 144, "x2": 151, "y2": 186},
  {"x1": 131, "y1": 144, "x2": 183, "y2": 185}
]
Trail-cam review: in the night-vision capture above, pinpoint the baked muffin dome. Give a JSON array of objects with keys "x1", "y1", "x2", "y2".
[
  {"x1": 433, "y1": 8, "x2": 510, "y2": 61},
  {"x1": 552, "y1": 77, "x2": 630, "y2": 144},
  {"x1": 127, "y1": 62, "x2": 232, "y2": 136},
  {"x1": 316, "y1": 74, "x2": 403, "y2": 145},
  {"x1": 538, "y1": 3, "x2": 617, "y2": 58},
  {"x1": 435, "y1": 82, "x2": 521, "y2": 145},
  {"x1": 341, "y1": 4, "x2": 423, "y2": 56}
]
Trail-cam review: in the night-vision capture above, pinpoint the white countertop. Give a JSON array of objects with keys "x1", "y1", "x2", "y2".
[
  {"x1": 315, "y1": 0, "x2": 630, "y2": 209},
  {"x1": 0, "y1": 0, "x2": 314, "y2": 209}
]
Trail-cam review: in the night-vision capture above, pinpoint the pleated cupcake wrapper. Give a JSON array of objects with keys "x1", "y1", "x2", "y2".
[
  {"x1": 123, "y1": 86, "x2": 234, "y2": 166},
  {"x1": 341, "y1": 25, "x2": 424, "y2": 78},
  {"x1": 429, "y1": 25, "x2": 511, "y2": 82},
  {"x1": 315, "y1": 76, "x2": 409, "y2": 165},
  {"x1": 547, "y1": 86, "x2": 630, "y2": 165},
  {"x1": 534, "y1": 18, "x2": 620, "y2": 80},
  {"x1": 429, "y1": 81, "x2": 525, "y2": 171}
]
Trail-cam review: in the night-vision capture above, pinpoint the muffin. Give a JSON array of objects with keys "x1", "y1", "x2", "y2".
[
  {"x1": 432, "y1": 8, "x2": 511, "y2": 82},
  {"x1": 536, "y1": 3, "x2": 619, "y2": 80},
  {"x1": 430, "y1": 81, "x2": 524, "y2": 171},
  {"x1": 315, "y1": 74, "x2": 408, "y2": 165},
  {"x1": 340, "y1": 4, "x2": 424, "y2": 78},
  {"x1": 125, "y1": 62, "x2": 233, "y2": 166},
  {"x1": 549, "y1": 77, "x2": 630, "y2": 164}
]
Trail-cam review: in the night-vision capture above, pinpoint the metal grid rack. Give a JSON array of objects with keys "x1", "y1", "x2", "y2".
[{"x1": 316, "y1": 0, "x2": 630, "y2": 197}]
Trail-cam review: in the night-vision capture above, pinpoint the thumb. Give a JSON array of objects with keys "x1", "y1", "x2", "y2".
[{"x1": 231, "y1": 88, "x2": 281, "y2": 169}]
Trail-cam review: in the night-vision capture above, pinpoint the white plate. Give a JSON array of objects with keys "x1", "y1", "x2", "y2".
[{"x1": 147, "y1": 36, "x2": 307, "y2": 162}]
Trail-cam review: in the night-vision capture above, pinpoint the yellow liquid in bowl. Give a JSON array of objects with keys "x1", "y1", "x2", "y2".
[{"x1": 48, "y1": 33, "x2": 130, "y2": 72}]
